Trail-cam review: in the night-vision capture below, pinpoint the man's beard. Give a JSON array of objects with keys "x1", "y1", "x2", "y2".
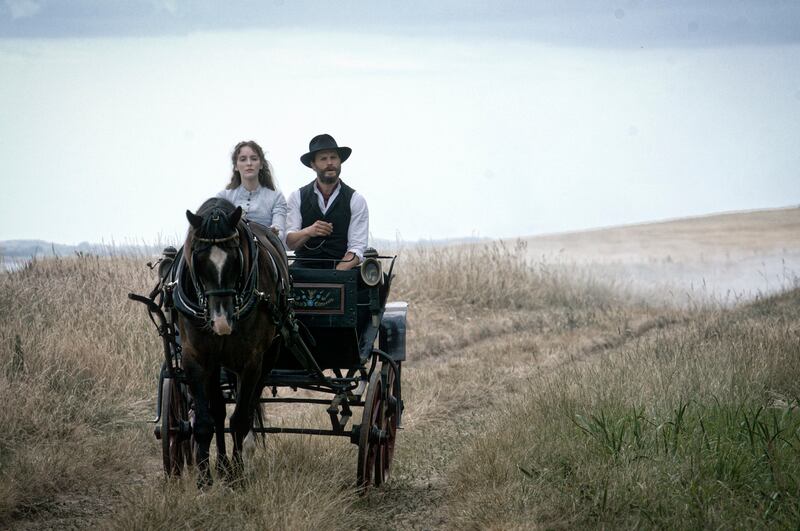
[{"x1": 317, "y1": 168, "x2": 340, "y2": 184}]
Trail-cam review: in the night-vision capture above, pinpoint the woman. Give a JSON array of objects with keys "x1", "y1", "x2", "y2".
[{"x1": 217, "y1": 140, "x2": 287, "y2": 241}]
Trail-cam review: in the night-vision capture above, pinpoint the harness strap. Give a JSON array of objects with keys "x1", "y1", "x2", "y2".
[
  {"x1": 172, "y1": 252, "x2": 205, "y2": 322},
  {"x1": 193, "y1": 232, "x2": 239, "y2": 244},
  {"x1": 229, "y1": 223, "x2": 262, "y2": 320}
]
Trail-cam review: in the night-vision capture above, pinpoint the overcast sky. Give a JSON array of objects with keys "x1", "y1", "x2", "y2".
[{"x1": 1, "y1": 1, "x2": 799, "y2": 245}]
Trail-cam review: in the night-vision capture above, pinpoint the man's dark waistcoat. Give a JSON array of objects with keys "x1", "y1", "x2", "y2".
[{"x1": 295, "y1": 180, "x2": 355, "y2": 264}]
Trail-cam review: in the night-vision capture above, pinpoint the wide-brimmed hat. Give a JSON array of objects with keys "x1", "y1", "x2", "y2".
[{"x1": 300, "y1": 134, "x2": 352, "y2": 167}]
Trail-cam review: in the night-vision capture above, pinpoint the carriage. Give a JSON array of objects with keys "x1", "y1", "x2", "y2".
[{"x1": 130, "y1": 234, "x2": 407, "y2": 490}]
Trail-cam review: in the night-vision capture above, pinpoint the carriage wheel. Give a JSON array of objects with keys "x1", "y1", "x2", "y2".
[
  {"x1": 375, "y1": 361, "x2": 400, "y2": 486},
  {"x1": 357, "y1": 368, "x2": 383, "y2": 491},
  {"x1": 160, "y1": 377, "x2": 192, "y2": 476}
]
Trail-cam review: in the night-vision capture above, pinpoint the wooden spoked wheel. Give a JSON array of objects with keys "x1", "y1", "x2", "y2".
[
  {"x1": 357, "y1": 368, "x2": 383, "y2": 491},
  {"x1": 160, "y1": 377, "x2": 193, "y2": 476},
  {"x1": 375, "y1": 361, "x2": 400, "y2": 486}
]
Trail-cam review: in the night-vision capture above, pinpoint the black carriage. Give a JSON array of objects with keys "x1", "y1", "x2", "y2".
[{"x1": 131, "y1": 247, "x2": 407, "y2": 490}]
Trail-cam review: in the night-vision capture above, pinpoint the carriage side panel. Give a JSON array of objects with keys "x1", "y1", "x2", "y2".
[{"x1": 291, "y1": 269, "x2": 358, "y2": 327}]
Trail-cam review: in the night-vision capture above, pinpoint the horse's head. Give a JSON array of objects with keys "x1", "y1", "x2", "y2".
[{"x1": 185, "y1": 199, "x2": 244, "y2": 336}]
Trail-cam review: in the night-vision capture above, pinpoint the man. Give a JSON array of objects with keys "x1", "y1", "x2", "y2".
[{"x1": 286, "y1": 134, "x2": 368, "y2": 270}]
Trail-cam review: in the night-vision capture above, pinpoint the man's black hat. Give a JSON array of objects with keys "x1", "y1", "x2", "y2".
[{"x1": 300, "y1": 134, "x2": 352, "y2": 168}]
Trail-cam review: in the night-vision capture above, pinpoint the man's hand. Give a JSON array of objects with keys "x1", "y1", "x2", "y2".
[
  {"x1": 305, "y1": 220, "x2": 333, "y2": 238},
  {"x1": 286, "y1": 220, "x2": 333, "y2": 250},
  {"x1": 335, "y1": 252, "x2": 360, "y2": 271}
]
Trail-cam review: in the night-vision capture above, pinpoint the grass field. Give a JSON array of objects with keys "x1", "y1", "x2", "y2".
[{"x1": 1, "y1": 209, "x2": 799, "y2": 529}]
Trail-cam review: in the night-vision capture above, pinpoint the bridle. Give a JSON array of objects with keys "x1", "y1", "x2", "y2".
[
  {"x1": 176, "y1": 220, "x2": 269, "y2": 326},
  {"x1": 190, "y1": 231, "x2": 245, "y2": 302}
]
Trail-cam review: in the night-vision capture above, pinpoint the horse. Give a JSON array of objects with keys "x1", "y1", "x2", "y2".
[{"x1": 177, "y1": 197, "x2": 289, "y2": 485}]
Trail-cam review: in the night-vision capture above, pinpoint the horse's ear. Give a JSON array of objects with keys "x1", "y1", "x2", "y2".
[
  {"x1": 186, "y1": 209, "x2": 203, "y2": 229},
  {"x1": 229, "y1": 206, "x2": 243, "y2": 227}
]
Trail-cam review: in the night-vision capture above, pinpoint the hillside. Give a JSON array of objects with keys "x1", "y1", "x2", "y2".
[
  {"x1": 513, "y1": 206, "x2": 800, "y2": 300},
  {"x1": 521, "y1": 206, "x2": 800, "y2": 259}
]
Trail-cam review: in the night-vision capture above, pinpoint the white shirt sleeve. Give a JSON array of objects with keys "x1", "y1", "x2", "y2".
[
  {"x1": 270, "y1": 190, "x2": 288, "y2": 242},
  {"x1": 347, "y1": 192, "x2": 369, "y2": 261},
  {"x1": 285, "y1": 189, "x2": 302, "y2": 234}
]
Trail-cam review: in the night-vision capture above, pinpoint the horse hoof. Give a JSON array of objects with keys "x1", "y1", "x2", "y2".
[
  {"x1": 226, "y1": 465, "x2": 244, "y2": 483},
  {"x1": 225, "y1": 474, "x2": 246, "y2": 490},
  {"x1": 196, "y1": 473, "x2": 214, "y2": 489},
  {"x1": 216, "y1": 456, "x2": 232, "y2": 478}
]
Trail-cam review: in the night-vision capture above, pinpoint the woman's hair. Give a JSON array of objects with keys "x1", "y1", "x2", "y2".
[{"x1": 226, "y1": 140, "x2": 276, "y2": 190}]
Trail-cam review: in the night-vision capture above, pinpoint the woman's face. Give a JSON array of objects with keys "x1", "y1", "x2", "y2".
[{"x1": 235, "y1": 146, "x2": 262, "y2": 181}]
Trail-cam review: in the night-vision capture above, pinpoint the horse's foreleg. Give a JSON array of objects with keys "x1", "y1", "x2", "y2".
[
  {"x1": 184, "y1": 359, "x2": 214, "y2": 487},
  {"x1": 210, "y1": 366, "x2": 230, "y2": 478},
  {"x1": 229, "y1": 361, "x2": 262, "y2": 475}
]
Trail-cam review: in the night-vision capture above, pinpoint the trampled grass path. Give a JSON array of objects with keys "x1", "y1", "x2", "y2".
[{"x1": 347, "y1": 304, "x2": 677, "y2": 529}]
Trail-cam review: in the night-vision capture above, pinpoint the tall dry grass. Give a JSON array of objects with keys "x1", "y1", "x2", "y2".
[
  {"x1": 390, "y1": 241, "x2": 651, "y2": 366},
  {"x1": 394, "y1": 240, "x2": 626, "y2": 312},
  {"x1": 0, "y1": 242, "x2": 797, "y2": 529},
  {"x1": 0, "y1": 254, "x2": 161, "y2": 524}
]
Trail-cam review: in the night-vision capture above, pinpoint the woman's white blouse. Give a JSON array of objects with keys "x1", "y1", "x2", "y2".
[{"x1": 216, "y1": 185, "x2": 287, "y2": 241}]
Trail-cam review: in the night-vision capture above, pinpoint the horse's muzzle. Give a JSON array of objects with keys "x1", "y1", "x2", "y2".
[
  {"x1": 211, "y1": 315, "x2": 233, "y2": 335},
  {"x1": 208, "y1": 296, "x2": 236, "y2": 335}
]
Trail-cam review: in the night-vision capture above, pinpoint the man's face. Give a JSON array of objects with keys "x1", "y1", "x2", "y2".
[{"x1": 311, "y1": 150, "x2": 341, "y2": 185}]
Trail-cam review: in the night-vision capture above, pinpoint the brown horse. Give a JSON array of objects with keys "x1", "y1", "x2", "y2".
[{"x1": 179, "y1": 197, "x2": 289, "y2": 485}]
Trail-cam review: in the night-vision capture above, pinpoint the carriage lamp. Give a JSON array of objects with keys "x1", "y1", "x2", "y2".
[{"x1": 360, "y1": 250, "x2": 383, "y2": 287}]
